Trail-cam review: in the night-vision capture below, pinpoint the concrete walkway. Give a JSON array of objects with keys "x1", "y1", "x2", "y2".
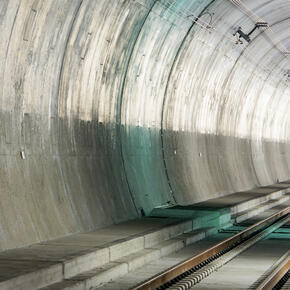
[
  {"x1": 0, "y1": 217, "x2": 194, "y2": 290},
  {"x1": 97, "y1": 201, "x2": 290, "y2": 290},
  {"x1": 0, "y1": 182, "x2": 289, "y2": 290}
]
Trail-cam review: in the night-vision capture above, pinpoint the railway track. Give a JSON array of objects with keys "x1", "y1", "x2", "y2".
[
  {"x1": 132, "y1": 206, "x2": 290, "y2": 290},
  {"x1": 278, "y1": 272, "x2": 290, "y2": 290},
  {"x1": 254, "y1": 251, "x2": 289, "y2": 290}
]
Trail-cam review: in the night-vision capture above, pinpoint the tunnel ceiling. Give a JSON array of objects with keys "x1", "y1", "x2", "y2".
[{"x1": 0, "y1": 0, "x2": 290, "y2": 251}]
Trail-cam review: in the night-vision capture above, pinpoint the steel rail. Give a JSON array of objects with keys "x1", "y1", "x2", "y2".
[
  {"x1": 255, "y1": 254, "x2": 289, "y2": 290},
  {"x1": 132, "y1": 206, "x2": 289, "y2": 290}
]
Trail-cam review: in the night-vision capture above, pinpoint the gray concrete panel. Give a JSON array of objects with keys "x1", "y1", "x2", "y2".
[{"x1": 0, "y1": 0, "x2": 290, "y2": 251}]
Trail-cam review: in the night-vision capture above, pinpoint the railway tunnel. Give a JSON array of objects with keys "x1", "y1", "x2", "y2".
[{"x1": 0, "y1": 0, "x2": 289, "y2": 289}]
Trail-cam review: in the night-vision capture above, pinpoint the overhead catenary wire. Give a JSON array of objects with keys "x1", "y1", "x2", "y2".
[
  {"x1": 228, "y1": 0, "x2": 290, "y2": 80},
  {"x1": 228, "y1": 0, "x2": 290, "y2": 58},
  {"x1": 161, "y1": 1, "x2": 266, "y2": 56},
  {"x1": 159, "y1": 0, "x2": 284, "y2": 79},
  {"x1": 163, "y1": 0, "x2": 216, "y2": 29},
  {"x1": 166, "y1": 0, "x2": 290, "y2": 70},
  {"x1": 160, "y1": 0, "x2": 215, "y2": 31}
]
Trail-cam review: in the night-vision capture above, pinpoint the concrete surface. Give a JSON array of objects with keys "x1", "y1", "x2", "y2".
[
  {"x1": 194, "y1": 239, "x2": 290, "y2": 289},
  {"x1": 0, "y1": 185, "x2": 287, "y2": 290},
  {"x1": 96, "y1": 197, "x2": 290, "y2": 290},
  {"x1": 1, "y1": 0, "x2": 290, "y2": 253},
  {"x1": 0, "y1": 217, "x2": 198, "y2": 290},
  {"x1": 96, "y1": 234, "x2": 229, "y2": 290}
]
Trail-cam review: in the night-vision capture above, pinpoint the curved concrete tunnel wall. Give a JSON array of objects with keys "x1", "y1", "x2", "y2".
[{"x1": 1, "y1": 0, "x2": 290, "y2": 250}]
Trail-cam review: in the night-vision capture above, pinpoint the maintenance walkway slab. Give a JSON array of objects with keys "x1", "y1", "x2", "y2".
[
  {"x1": 191, "y1": 181, "x2": 290, "y2": 210},
  {"x1": 0, "y1": 181, "x2": 289, "y2": 290}
]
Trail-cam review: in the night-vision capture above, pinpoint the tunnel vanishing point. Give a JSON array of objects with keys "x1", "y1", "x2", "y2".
[{"x1": 1, "y1": 0, "x2": 290, "y2": 254}]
